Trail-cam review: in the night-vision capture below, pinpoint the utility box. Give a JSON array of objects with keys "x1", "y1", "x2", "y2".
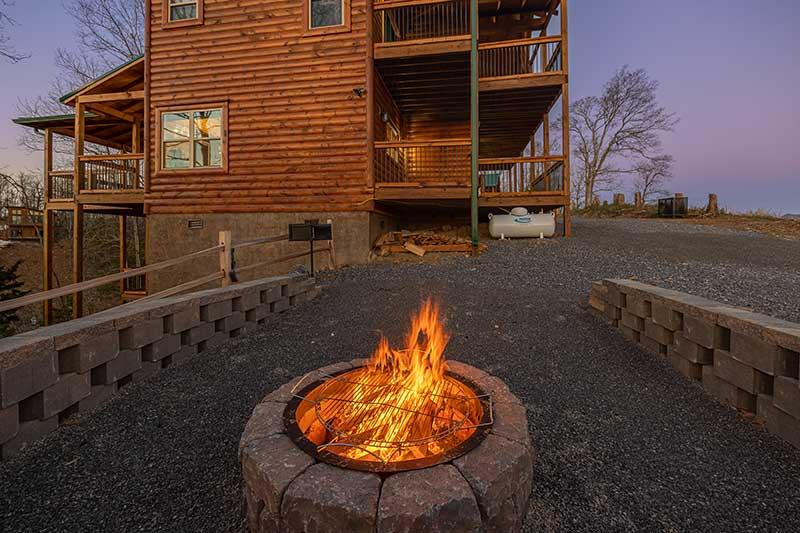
[{"x1": 658, "y1": 196, "x2": 689, "y2": 218}]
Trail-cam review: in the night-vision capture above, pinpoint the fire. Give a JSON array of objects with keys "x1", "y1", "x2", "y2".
[
  {"x1": 368, "y1": 298, "x2": 449, "y2": 390},
  {"x1": 295, "y1": 298, "x2": 484, "y2": 467}
]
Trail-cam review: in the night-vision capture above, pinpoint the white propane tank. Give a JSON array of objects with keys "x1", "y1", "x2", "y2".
[{"x1": 488, "y1": 208, "x2": 556, "y2": 239}]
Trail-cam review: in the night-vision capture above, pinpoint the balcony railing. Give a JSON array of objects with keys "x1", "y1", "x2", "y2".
[
  {"x1": 479, "y1": 36, "x2": 563, "y2": 79},
  {"x1": 47, "y1": 171, "x2": 75, "y2": 201},
  {"x1": 374, "y1": 139, "x2": 470, "y2": 185},
  {"x1": 79, "y1": 153, "x2": 144, "y2": 192},
  {"x1": 373, "y1": 0, "x2": 469, "y2": 44},
  {"x1": 479, "y1": 156, "x2": 565, "y2": 194}
]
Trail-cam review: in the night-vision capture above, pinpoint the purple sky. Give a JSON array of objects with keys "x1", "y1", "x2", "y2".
[{"x1": 1, "y1": 0, "x2": 798, "y2": 213}]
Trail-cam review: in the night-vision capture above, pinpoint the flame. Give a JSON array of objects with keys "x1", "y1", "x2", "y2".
[
  {"x1": 368, "y1": 298, "x2": 450, "y2": 388},
  {"x1": 296, "y1": 298, "x2": 483, "y2": 466}
]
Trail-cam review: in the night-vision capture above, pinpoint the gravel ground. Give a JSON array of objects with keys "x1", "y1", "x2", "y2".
[{"x1": 2, "y1": 217, "x2": 800, "y2": 532}]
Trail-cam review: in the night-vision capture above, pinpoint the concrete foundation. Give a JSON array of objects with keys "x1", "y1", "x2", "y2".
[{"x1": 146, "y1": 211, "x2": 395, "y2": 293}]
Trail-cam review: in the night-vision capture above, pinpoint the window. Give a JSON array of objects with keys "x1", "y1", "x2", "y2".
[
  {"x1": 168, "y1": 0, "x2": 199, "y2": 22},
  {"x1": 309, "y1": 0, "x2": 343, "y2": 28},
  {"x1": 304, "y1": 0, "x2": 350, "y2": 34},
  {"x1": 160, "y1": 107, "x2": 224, "y2": 170}
]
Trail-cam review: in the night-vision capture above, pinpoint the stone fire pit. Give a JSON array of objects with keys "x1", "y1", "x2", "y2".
[{"x1": 239, "y1": 360, "x2": 534, "y2": 532}]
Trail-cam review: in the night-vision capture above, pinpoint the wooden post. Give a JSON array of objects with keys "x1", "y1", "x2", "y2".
[
  {"x1": 706, "y1": 193, "x2": 718, "y2": 215},
  {"x1": 542, "y1": 112, "x2": 551, "y2": 192},
  {"x1": 43, "y1": 129, "x2": 53, "y2": 324},
  {"x1": 119, "y1": 215, "x2": 127, "y2": 296},
  {"x1": 43, "y1": 210, "x2": 54, "y2": 325},
  {"x1": 72, "y1": 103, "x2": 85, "y2": 319},
  {"x1": 219, "y1": 230, "x2": 233, "y2": 286},
  {"x1": 365, "y1": 0, "x2": 375, "y2": 189},
  {"x1": 560, "y1": 0, "x2": 571, "y2": 237},
  {"x1": 469, "y1": 0, "x2": 479, "y2": 246}
]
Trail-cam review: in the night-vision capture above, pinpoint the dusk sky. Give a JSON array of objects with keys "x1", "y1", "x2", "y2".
[{"x1": 0, "y1": 0, "x2": 797, "y2": 213}]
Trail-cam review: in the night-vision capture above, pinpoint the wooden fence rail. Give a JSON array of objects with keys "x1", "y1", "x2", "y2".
[{"x1": 0, "y1": 229, "x2": 333, "y2": 318}]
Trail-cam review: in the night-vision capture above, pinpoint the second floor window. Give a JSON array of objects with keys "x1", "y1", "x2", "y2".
[
  {"x1": 161, "y1": 108, "x2": 223, "y2": 170},
  {"x1": 309, "y1": 0, "x2": 343, "y2": 29},
  {"x1": 169, "y1": 0, "x2": 199, "y2": 22}
]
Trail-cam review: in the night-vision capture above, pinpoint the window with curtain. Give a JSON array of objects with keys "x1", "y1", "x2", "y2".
[
  {"x1": 309, "y1": 0, "x2": 343, "y2": 28},
  {"x1": 168, "y1": 0, "x2": 199, "y2": 22}
]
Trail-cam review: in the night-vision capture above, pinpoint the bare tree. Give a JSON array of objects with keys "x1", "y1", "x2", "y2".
[
  {"x1": 631, "y1": 154, "x2": 674, "y2": 203},
  {"x1": 570, "y1": 66, "x2": 678, "y2": 207},
  {"x1": 0, "y1": 0, "x2": 28, "y2": 63},
  {"x1": 16, "y1": 0, "x2": 144, "y2": 154}
]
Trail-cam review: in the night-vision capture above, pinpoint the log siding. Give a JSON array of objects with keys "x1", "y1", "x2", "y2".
[{"x1": 147, "y1": 0, "x2": 371, "y2": 214}]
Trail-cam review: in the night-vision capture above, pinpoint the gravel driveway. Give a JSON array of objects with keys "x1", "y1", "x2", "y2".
[{"x1": 2, "y1": 218, "x2": 800, "y2": 532}]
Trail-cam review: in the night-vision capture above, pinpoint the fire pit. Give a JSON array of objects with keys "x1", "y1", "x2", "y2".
[{"x1": 240, "y1": 300, "x2": 534, "y2": 532}]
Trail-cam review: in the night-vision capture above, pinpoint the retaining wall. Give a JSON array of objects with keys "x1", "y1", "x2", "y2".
[
  {"x1": 0, "y1": 273, "x2": 320, "y2": 460},
  {"x1": 590, "y1": 279, "x2": 800, "y2": 449}
]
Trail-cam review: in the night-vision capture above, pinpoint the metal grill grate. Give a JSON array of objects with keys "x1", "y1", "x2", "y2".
[{"x1": 291, "y1": 366, "x2": 493, "y2": 466}]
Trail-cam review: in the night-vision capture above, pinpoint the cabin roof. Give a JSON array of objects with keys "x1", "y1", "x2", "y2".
[
  {"x1": 12, "y1": 113, "x2": 134, "y2": 150},
  {"x1": 59, "y1": 55, "x2": 145, "y2": 105}
]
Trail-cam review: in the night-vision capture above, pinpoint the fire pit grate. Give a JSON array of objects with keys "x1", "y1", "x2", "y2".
[{"x1": 284, "y1": 366, "x2": 494, "y2": 473}]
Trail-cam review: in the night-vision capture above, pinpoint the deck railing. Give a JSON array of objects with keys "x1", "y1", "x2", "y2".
[
  {"x1": 47, "y1": 171, "x2": 75, "y2": 201},
  {"x1": 373, "y1": 0, "x2": 469, "y2": 44},
  {"x1": 479, "y1": 36, "x2": 563, "y2": 79},
  {"x1": 79, "y1": 153, "x2": 144, "y2": 192},
  {"x1": 374, "y1": 139, "x2": 471, "y2": 185},
  {"x1": 479, "y1": 156, "x2": 565, "y2": 194}
]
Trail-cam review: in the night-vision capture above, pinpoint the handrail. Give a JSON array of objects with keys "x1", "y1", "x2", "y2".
[
  {"x1": 479, "y1": 156, "x2": 564, "y2": 165},
  {"x1": 235, "y1": 247, "x2": 331, "y2": 276},
  {"x1": 79, "y1": 153, "x2": 144, "y2": 162},
  {"x1": 131, "y1": 271, "x2": 225, "y2": 305},
  {"x1": 0, "y1": 244, "x2": 223, "y2": 313},
  {"x1": 48, "y1": 170, "x2": 74, "y2": 177},
  {"x1": 478, "y1": 36, "x2": 562, "y2": 51},
  {"x1": 374, "y1": 139, "x2": 471, "y2": 148},
  {"x1": 233, "y1": 234, "x2": 289, "y2": 250},
  {"x1": 374, "y1": 0, "x2": 455, "y2": 10}
]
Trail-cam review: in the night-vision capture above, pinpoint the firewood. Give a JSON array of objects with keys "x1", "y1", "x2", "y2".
[{"x1": 403, "y1": 242, "x2": 426, "y2": 257}]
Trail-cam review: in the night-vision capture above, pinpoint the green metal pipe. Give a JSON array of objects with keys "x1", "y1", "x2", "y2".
[{"x1": 470, "y1": 0, "x2": 479, "y2": 246}]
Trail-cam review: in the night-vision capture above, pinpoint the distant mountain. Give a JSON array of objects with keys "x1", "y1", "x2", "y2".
[{"x1": 783, "y1": 214, "x2": 800, "y2": 220}]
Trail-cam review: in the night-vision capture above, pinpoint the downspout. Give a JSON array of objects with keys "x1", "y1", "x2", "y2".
[{"x1": 470, "y1": 0, "x2": 479, "y2": 246}]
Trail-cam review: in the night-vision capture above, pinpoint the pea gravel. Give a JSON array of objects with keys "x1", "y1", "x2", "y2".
[{"x1": 2, "y1": 217, "x2": 799, "y2": 532}]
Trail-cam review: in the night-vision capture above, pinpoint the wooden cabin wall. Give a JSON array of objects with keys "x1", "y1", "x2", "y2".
[
  {"x1": 374, "y1": 72, "x2": 401, "y2": 141},
  {"x1": 147, "y1": 0, "x2": 371, "y2": 214}
]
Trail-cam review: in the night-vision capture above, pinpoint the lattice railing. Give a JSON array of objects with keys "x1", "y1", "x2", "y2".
[
  {"x1": 374, "y1": 0, "x2": 469, "y2": 44},
  {"x1": 374, "y1": 140, "x2": 471, "y2": 185},
  {"x1": 79, "y1": 154, "x2": 144, "y2": 191},
  {"x1": 478, "y1": 157, "x2": 565, "y2": 194},
  {"x1": 479, "y1": 37, "x2": 563, "y2": 79}
]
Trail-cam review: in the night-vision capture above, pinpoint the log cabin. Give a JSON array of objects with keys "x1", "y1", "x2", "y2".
[{"x1": 13, "y1": 0, "x2": 570, "y2": 322}]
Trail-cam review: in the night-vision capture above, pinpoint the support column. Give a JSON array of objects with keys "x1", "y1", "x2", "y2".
[
  {"x1": 43, "y1": 129, "x2": 53, "y2": 325},
  {"x1": 72, "y1": 103, "x2": 85, "y2": 318},
  {"x1": 469, "y1": 0, "x2": 479, "y2": 246},
  {"x1": 560, "y1": 0, "x2": 571, "y2": 237},
  {"x1": 119, "y1": 215, "x2": 127, "y2": 297},
  {"x1": 543, "y1": 112, "x2": 551, "y2": 191}
]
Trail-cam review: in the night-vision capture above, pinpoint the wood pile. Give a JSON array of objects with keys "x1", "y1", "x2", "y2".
[{"x1": 372, "y1": 231, "x2": 487, "y2": 257}]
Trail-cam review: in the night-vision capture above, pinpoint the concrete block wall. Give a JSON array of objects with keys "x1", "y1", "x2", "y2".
[
  {"x1": 590, "y1": 279, "x2": 800, "y2": 449},
  {"x1": 0, "y1": 273, "x2": 320, "y2": 460}
]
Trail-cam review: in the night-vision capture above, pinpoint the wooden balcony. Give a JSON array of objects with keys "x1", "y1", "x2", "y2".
[
  {"x1": 479, "y1": 36, "x2": 565, "y2": 91},
  {"x1": 478, "y1": 156, "x2": 567, "y2": 207},
  {"x1": 77, "y1": 153, "x2": 144, "y2": 205},
  {"x1": 374, "y1": 141, "x2": 568, "y2": 208},
  {"x1": 374, "y1": 139, "x2": 471, "y2": 200},
  {"x1": 46, "y1": 171, "x2": 75, "y2": 203},
  {"x1": 373, "y1": 0, "x2": 471, "y2": 60}
]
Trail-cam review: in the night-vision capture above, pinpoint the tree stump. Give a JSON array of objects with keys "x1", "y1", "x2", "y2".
[
  {"x1": 706, "y1": 194, "x2": 718, "y2": 215},
  {"x1": 634, "y1": 192, "x2": 644, "y2": 208}
]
